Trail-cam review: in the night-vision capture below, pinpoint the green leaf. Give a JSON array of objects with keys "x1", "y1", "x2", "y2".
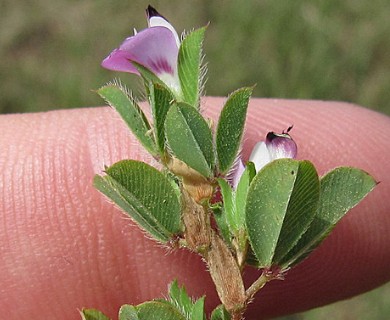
[
  {"x1": 136, "y1": 301, "x2": 185, "y2": 320},
  {"x1": 149, "y1": 83, "x2": 174, "y2": 154},
  {"x1": 216, "y1": 87, "x2": 253, "y2": 173},
  {"x1": 94, "y1": 160, "x2": 182, "y2": 243},
  {"x1": 280, "y1": 167, "x2": 377, "y2": 268},
  {"x1": 217, "y1": 178, "x2": 236, "y2": 233},
  {"x1": 190, "y1": 298, "x2": 205, "y2": 320},
  {"x1": 98, "y1": 84, "x2": 156, "y2": 156},
  {"x1": 80, "y1": 309, "x2": 110, "y2": 320},
  {"x1": 165, "y1": 102, "x2": 214, "y2": 177},
  {"x1": 245, "y1": 159, "x2": 320, "y2": 267},
  {"x1": 178, "y1": 27, "x2": 206, "y2": 108},
  {"x1": 215, "y1": 164, "x2": 255, "y2": 251},
  {"x1": 210, "y1": 305, "x2": 231, "y2": 320},
  {"x1": 119, "y1": 305, "x2": 139, "y2": 320},
  {"x1": 168, "y1": 280, "x2": 206, "y2": 320},
  {"x1": 113, "y1": 282, "x2": 206, "y2": 320},
  {"x1": 212, "y1": 205, "x2": 232, "y2": 246},
  {"x1": 235, "y1": 162, "x2": 256, "y2": 231},
  {"x1": 169, "y1": 280, "x2": 193, "y2": 317}
]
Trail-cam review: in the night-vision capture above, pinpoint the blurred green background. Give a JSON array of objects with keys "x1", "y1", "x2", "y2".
[
  {"x1": 1, "y1": 0, "x2": 389, "y2": 115},
  {"x1": 1, "y1": 0, "x2": 389, "y2": 318}
]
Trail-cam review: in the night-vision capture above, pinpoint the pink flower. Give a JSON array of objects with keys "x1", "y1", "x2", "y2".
[
  {"x1": 230, "y1": 128, "x2": 297, "y2": 188},
  {"x1": 249, "y1": 128, "x2": 297, "y2": 172},
  {"x1": 101, "y1": 6, "x2": 181, "y2": 93}
]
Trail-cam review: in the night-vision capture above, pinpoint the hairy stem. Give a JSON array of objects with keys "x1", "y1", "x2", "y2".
[
  {"x1": 205, "y1": 231, "x2": 246, "y2": 315},
  {"x1": 245, "y1": 270, "x2": 278, "y2": 301},
  {"x1": 181, "y1": 188, "x2": 247, "y2": 318}
]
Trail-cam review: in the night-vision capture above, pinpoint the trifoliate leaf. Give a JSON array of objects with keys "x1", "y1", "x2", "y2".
[
  {"x1": 94, "y1": 160, "x2": 182, "y2": 243},
  {"x1": 165, "y1": 102, "x2": 214, "y2": 177},
  {"x1": 246, "y1": 159, "x2": 320, "y2": 267},
  {"x1": 280, "y1": 167, "x2": 377, "y2": 268},
  {"x1": 98, "y1": 84, "x2": 156, "y2": 156},
  {"x1": 216, "y1": 87, "x2": 253, "y2": 174}
]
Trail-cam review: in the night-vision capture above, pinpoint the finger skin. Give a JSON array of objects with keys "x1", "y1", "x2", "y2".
[{"x1": 0, "y1": 98, "x2": 389, "y2": 319}]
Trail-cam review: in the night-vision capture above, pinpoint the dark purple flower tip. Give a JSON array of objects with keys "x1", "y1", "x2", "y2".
[
  {"x1": 146, "y1": 5, "x2": 166, "y2": 20},
  {"x1": 249, "y1": 128, "x2": 298, "y2": 172},
  {"x1": 265, "y1": 130, "x2": 297, "y2": 160}
]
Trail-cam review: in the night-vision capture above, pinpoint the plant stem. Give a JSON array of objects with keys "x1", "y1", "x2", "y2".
[
  {"x1": 181, "y1": 188, "x2": 247, "y2": 316},
  {"x1": 180, "y1": 180, "x2": 281, "y2": 319},
  {"x1": 245, "y1": 272, "x2": 271, "y2": 300}
]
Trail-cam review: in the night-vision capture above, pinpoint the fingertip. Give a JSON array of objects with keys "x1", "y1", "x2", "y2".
[{"x1": 1, "y1": 101, "x2": 389, "y2": 319}]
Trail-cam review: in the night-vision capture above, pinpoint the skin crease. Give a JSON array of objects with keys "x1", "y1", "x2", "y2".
[{"x1": 0, "y1": 97, "x2": 389, "y2": 319}]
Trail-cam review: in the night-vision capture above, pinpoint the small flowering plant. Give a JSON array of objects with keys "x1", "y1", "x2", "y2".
[{"x1": 82, "y1": 6, "x2": 376, "y2": 320}]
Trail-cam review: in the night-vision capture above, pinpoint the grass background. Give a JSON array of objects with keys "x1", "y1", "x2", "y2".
[{"x1": 1, "y1": 0, "x2": 389, "y2": 318}]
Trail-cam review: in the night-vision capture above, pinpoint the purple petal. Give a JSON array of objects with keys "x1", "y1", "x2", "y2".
[
  {"x1": 101, "y1": 48, "x2": 138, "y2": 73},
  {"x1": 101, "y1": 27, "x2": 179, "y2": 77},
  {"x1": 265, "y1": 132, "x2": 297, "y2": 160},
  {"x1": 249, "y1": 141, "x2": 272, "y2": 172}
]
